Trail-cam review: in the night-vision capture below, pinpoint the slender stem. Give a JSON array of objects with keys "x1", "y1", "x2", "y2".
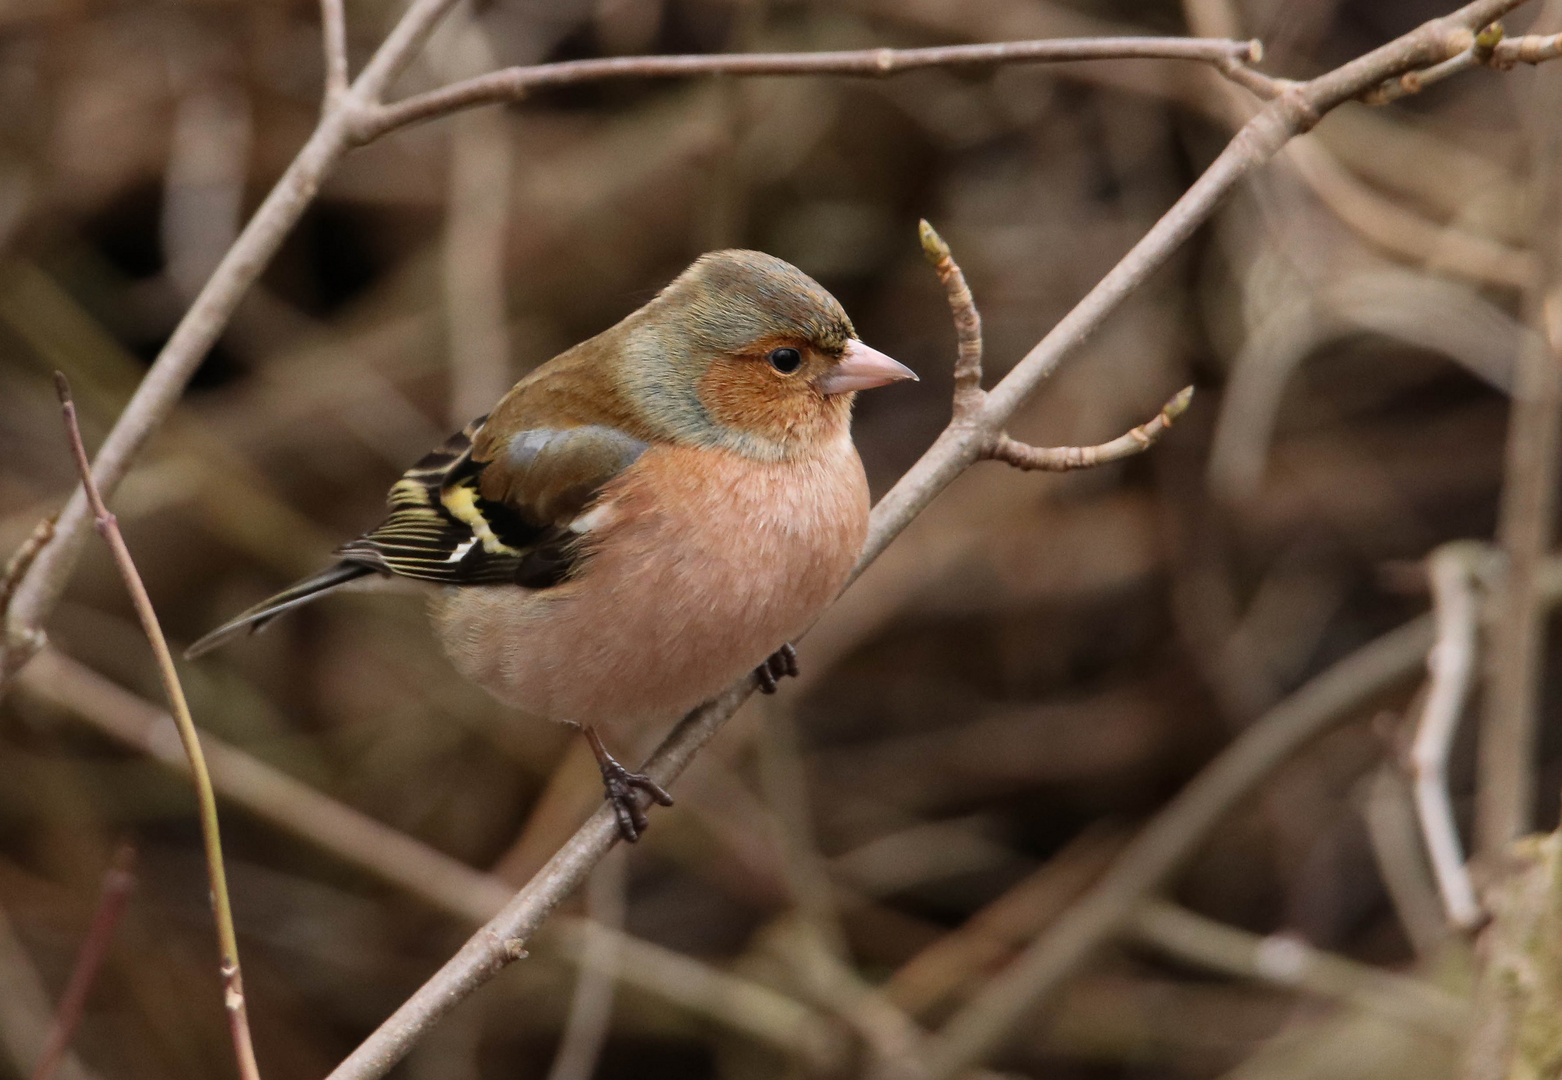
[
  {"x1": 1412, "y1": 542, "x2": 1488, "y2": 928},
  {"x1": 28, "y1": 845, "x2": 136, "y2": 1080},
  {"x1": 320, "y1": 0, "x2": 349, "y2": 99},
  {"x1": 1128, "y1": 899, "x2": 1467, "y2": 1032},
  {"x1": 985, "y1": 386, "x2": 1194, "y2": 471},
  {"x1": 1477, "y1": 42, "x2": 1562, "y2": 857},
  {"x1": 53, "y1": 376, "x2": 261, "y2": 1080},
  {"x1": 359, "y1": 37, "x2": 1265, "y2": 139}
]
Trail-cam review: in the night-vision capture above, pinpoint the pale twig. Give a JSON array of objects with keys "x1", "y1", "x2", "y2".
[
  {"x1": 14, "y1": 648, "x2": 836, "y2": 1064},
  {"x1": 1477, "y1": 50, "x2": 1562, "y2": 858},
  {"x1": 1360, "y1": 764, "x2": 1452, "y2": 960},
  {"x1": 918, "y1": 219, "x2": 984, "y2": 422},
  {"x1": 542, "y1": 847, "x2": 625, "y2": 1080},
  {"x1": 984, "y1": 386, "x2": 1195, "y2": 472},
  {"x1": 52, "y1": 374, "x2": 261, "y2": 1080},
  {"x1": 1128, "y1": 899, "x2": 1468, "y2": 1033},
  {"x1": 318, "y1": 4, "x2": 1531, "y2": 1076},
  {"x1": 1413, "y1": 542, "x2": 1490, "y2": 929},
  {"x1": 921, "y1": 616, "x2": 1436, "y2": 1080},
  {"x1": 1364, "y1": 25, "x2": 1562, "y2": 103},
  {"x1": 320, "y1": 0, "x2": 349, "y2": 99},
  {"x1": 29, "y1": 845, "x2": 136, "y2": 1080},
  {"x1": 358, "y1": 37, "x2": 1266, "y2": 140}
]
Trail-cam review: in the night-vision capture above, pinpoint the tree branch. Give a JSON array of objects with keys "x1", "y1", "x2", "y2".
[
  {"x1": 53, "y1": 376, "x2": 260, "y2": 1080},
  {"x1": 984, "y1": 386, "x2": 1194, "y2": 472},
  {"x1": 320, "y1": 0, "x2": 349, "y2": 100},
  {"x1": 357, "y1": 37, "x2": 1265, "y2": 140}
]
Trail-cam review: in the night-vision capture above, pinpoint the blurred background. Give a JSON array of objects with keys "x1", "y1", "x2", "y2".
[{"x1": 0, "y1": 0, "x2": 1554, "y2": 1077}]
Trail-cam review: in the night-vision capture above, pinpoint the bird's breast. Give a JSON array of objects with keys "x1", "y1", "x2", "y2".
[{"x1": 432, "y1": 434, "x2": 869, "y2": 742}]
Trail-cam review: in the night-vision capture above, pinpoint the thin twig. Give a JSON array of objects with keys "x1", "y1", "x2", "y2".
[
  {"x1": 29, "y1": 845, "x2": 136, "y2": 1080},
  {"x1": 984, "y1": 386, "x2": 1195, "y2": 472},
  {"x1": 52, "y1": 374, "x2": 261, "y2": 1080},
  {"x1": 1128, "y1": 899, "x2": 1468, "y2": 1032},
  {"x1": 0, "y1": 903, "x2": 102, "y2": 1080},
  {"x1": 919, "y1": 220, "x2": 984, "y2": 422},
  {"x1": 1412, "y1": 542, "x2": 1489, "y2": 929},
  {"x1": 1477, "y1": 38, "x2": 1562, "y2": 858},
  {"x1": 320, "y1": 0, "x2": 350, "y2": 100},
  {"x1": 357, "y1": 37, "x2": 1266, "y2": 140},
  {"x1": 542, "y1": 847, "x2": 625, "y2": 1080}
]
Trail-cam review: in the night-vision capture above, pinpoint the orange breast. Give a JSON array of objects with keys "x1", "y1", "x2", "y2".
[{"x1": 430, "y1": 434, "x2": 869, "y2": 746}]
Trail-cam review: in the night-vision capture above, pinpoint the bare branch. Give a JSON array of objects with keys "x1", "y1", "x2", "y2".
[
  {"x1": 357, "y1": 37, "x2": 1266, "y2": 140},
  {"x1": 30, "y1": 845, "x2": 136, "y2": 1080},
  {"x1": 320, "y1": 0, "x2": 349, "y2": 100},
  {"x1": 1128, "y1": 899, "x2": 1468, "y2": 1032},
  {"x1": 919, "y1": 220, "x2": 984, "y2": 422},
  {"x1": 53, "y1": 374, "x2": 261, "y2": 1080},
  {"x1": 1477, "y1": 44, "x2": 1562, "y2": 857},
  {"x1": 984, "y1": 386, "x2": 1194, "y2": 472},
  {"x1": 1412, "y1": 542, "x2": 1489, "y2": 929}
]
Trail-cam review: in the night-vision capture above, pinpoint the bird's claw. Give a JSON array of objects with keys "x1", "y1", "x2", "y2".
[
  {"x1": 601, "y1": 762, "x2": 674, "y2": 842},
  {"x1": 584, "y1": 727, "x2": 673, "y2": 843},
  {"x1": 755, "y1": 642, "x2": 799, "y2": 694}
]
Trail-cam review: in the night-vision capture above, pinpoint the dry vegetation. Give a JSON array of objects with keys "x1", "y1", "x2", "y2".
[{"x1": 1, "y1": 0, "x2": 1561, "y2": 1078}]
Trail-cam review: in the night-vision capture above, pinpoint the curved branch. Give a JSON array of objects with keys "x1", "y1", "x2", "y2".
[
  {"x1": 984, "y1": 386, "x2": 1194, "y2": 472},
  {"x1": 357, "y1": 37, "x2": 1265, "y2": 140}
]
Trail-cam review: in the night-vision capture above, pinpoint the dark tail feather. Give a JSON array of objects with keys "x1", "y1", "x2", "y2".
[{"x1": 185, "y1": 562, "x2": 375, "y2": 659}]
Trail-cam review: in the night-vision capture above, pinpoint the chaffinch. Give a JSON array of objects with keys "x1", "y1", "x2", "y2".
[{"x1": 188, "y1": 250, "x2": 917, "y2": 839}]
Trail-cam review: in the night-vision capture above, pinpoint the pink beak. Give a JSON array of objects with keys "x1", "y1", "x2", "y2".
[{"x1": 817, "y1": 340, "x2": 919, "y2": 396}]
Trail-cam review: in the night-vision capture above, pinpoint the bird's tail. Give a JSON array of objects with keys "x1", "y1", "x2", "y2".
[{"x1": 184, "y1": 562, "x2": 375, "y2": 659}]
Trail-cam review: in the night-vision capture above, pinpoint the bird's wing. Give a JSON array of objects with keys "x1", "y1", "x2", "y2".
[{"x1": 335, "y1": 414, "x2": 648, "y2": 589}]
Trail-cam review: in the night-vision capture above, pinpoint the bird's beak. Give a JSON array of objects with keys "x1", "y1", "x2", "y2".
[{"x1": 817, "y1": 340, "x2": 919, "y2": 396}]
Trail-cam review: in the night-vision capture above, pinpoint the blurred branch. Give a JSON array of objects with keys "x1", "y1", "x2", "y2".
[
  {"x1": 1128, "y1": 899, "x2": 1468, "y2": 1033},
  {"x1": 1362, "y1": 765, "x2": 1453, "y2": 960},
  {"x1": 1477, "y1": 45, "x2": 1562, "y2": 858},
  {"x1": 1413, "y1": 542, "x2": 1490, "y2": 930},
  {"x1": 922, "y1": 615, "x2": 1435, "y2": 1080},
  {"x1": 359, "y1": 37, "x2": 1268, "y2": 140},
  {"x1": 542, "y1": 848, "x2": 625, "y2": 1080},
  {"x1": 320, "y1": 0, "x2": 349, "y2": 99},
  {"x1": 315, "y1": 4, "x2": 1535, "y2": 1076},
  {"x1": 53, "y1": 375, "x2": 261, "y2": 1080},
  {"x1": 1464, "y1": 828, "x2": 1562, "y2": 1079},
  {"x1": 0, "y1": 903, "x2": 101, "y2": 1080},
  {"x1": 15, "y1": 649, "x2": 836, "y2": 1065},
  {"x1": 28, "y1": 844, "x2": 135, "y2": 1080}
]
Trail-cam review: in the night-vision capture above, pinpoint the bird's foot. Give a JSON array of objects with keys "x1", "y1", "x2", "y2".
[
  {"x1": 584, "y1": 727, "x2": 673, "y2": 843},
  {"x1": 755, "y1": 642, "x2": 799, "y2": 694}
]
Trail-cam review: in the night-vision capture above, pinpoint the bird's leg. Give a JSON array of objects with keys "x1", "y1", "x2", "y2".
[
  {"x1": 754, "y1": 642, "x2": 800, "y2": 695},
  {"x1": 583, "y1": 726, "x2": 673, "y2": 843}
]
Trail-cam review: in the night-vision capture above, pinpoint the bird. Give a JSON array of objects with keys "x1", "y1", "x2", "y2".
[{"x1": 187, "y1": 250, "x2": 917, "y2": 840}]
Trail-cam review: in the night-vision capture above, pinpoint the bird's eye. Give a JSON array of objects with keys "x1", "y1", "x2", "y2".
[{"x1": 767, "y1": 347, "x2": 803, "y2": 375}]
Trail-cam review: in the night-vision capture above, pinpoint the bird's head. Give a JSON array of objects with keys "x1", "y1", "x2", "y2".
[{"x1": 618, "y1": 250, "x2": 917, "y2": 459}]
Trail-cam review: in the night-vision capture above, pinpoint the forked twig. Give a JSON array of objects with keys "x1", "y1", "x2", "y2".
[
  {"x1": 29, "y1": 845, "x2": 136, "y2": 1080},
  {"x1": 1412, "y1": 542, "x2": 1489, "y2": 929},
  {"x1": 53, "y1": 375, "x2": 261, "y2": 1080}
]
